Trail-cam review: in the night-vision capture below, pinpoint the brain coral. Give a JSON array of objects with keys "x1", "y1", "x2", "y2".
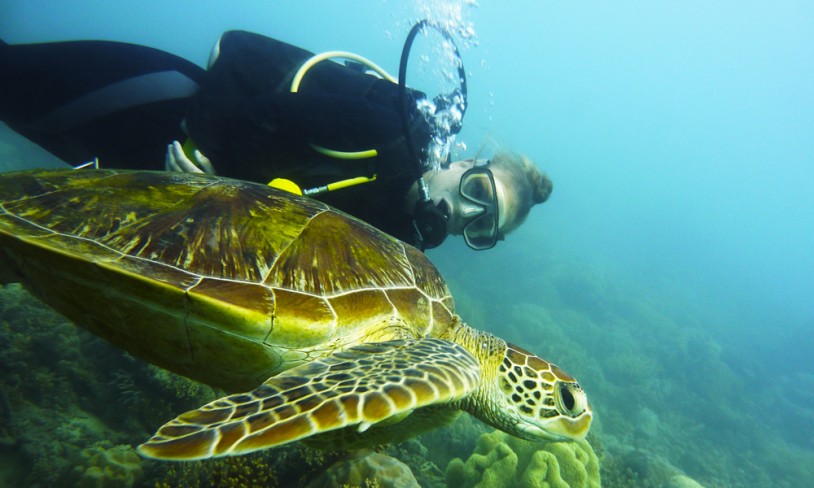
[
  {"x1": 445, "y1": 430, "x2": 600, "y2": 488},
  {"x1": 74, "y1": 445, "x2": 143, "y2": 488},
  {"x1": 307, "y1": 450, "x2": 420, "y2": 488}
]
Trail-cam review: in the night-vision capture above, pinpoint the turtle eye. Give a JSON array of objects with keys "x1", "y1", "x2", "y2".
[
  {"x1": 555, "y1": 382, "x2": 587, "y2": 417},
  {"x1": 560, "y1": 385, "x2": 575, "y2": 411}
]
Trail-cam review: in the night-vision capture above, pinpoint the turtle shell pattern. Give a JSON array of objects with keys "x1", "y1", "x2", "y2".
[{"x1": 0, "y1": 169, "x2": 455, "y2": 392}]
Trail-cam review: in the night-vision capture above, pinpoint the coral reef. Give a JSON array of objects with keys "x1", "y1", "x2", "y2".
[
  {"x1": 598, "y1": 449, "x2": 707, "y2": 488},
  {"x1": 155, "y1": 452, "x2": 280, "y2": 488},
  {"x1": 444, "y1": 430, "x2": 600, "y2": 488},
  {"x1": 389, "y1": 415, "x2": 488, "y2": 487},
  {"x1": 0, "y1": 284, "x2": 114, "y2": 487},
  {"x1": 153, "y1": 443, "x2": 344, "y2": 487},
  {"x1": 74, "y1": 445, "x2": 143, "y2": 488},
  {"x1": 437, "y1": 247, "x2": 814, "y2": 487},
  {"x1": 306, "y1": 450, "x2": 420, "y2": 488},
  {"x1": 0, "y1": 385, "x2": 14, "y2": 448},
  {"x1": 3, "y1": 211, "x2": 814, "y2": 488},
  {"x1": 662, "y1": 474, "x2": 705, "y2": 488},
  {"x1": 0, "y1": 284, "x2": 220, "y2": 487}
]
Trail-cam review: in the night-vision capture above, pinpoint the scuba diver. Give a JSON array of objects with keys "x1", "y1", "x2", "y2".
[{"x1": 0, "y1": 25, "x2": 552, "y2": 251}]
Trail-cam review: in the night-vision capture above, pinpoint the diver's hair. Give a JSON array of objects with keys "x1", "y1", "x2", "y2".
[{"x1": 490, "y1": 152, "x2": 552, "y2": 234}]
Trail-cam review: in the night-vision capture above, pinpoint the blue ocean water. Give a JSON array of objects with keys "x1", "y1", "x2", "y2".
[{"x1": 1, "y1": 1, "x2": 812, "y2": 486}]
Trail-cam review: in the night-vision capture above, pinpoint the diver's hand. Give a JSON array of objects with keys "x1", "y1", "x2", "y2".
[{"x1": 165, "y1": 141, "x2": 216, "y2": 175}]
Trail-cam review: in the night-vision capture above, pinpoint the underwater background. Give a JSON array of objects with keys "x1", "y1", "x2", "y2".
[{"x1": 1, "y1": 1, "x2": 812, "y2": 487}]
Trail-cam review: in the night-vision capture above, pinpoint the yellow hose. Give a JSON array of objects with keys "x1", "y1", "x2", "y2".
[
  {"x1": 291, "y1": 51, "x2": 397, "y2": 160},
  {"x1": 290, "y1": 51, "x2": 397, "y2": 93}
]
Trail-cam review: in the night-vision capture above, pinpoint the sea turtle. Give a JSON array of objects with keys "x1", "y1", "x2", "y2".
[{"x1": 0, "y1": 168, "x2": 591, "y2": 460}]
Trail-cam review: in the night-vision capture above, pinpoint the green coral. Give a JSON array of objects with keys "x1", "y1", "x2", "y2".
[
  {"x1": 156, "y1": 452, "x2": 279, "y2": 488},
  {"x1": 445, "y1": 430, "x2": 600, "y2": 488},
  {"x1": 306, "y1": 450, "x2": 420, "y2": 488},
  {"x1": 74, "y1": 445, "x2": 143, "y2": 488},
  {"x1": 154, "y1": 443, "x2": 347, "y2": 487}
]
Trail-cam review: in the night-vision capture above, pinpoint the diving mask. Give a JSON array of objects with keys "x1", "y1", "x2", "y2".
[{"x1": 459, "y1": 161, "x2": 500, "y2": 250}]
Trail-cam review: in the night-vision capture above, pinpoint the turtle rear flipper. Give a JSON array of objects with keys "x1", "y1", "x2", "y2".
[{"x1": 137, "y1": 338, "x2": 480, "y2": 460}]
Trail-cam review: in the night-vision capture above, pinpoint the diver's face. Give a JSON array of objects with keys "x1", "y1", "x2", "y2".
[{"x1": 425, "y1": 161, "x2": 510, "y2": 237}]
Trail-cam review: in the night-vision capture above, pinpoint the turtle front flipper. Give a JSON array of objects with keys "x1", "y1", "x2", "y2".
[{"x1": 137, "y1": 338, "x2": 480, "y2": 460}]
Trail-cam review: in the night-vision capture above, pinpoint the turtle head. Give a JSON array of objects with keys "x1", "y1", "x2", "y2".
[{"x1": 480, "y1": 341, "x2": 592, "y2": 442}]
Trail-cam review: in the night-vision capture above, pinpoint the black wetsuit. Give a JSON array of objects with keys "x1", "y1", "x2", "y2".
[
  {"x1": 0, "y1": 31, "x2": 436, "y2": 248},
  {"x1": 0, "y1": 38, "x2": 204, "y2": 168},
  {"x1": 185, "y1": 31, "x2": 433, "y2": 247}
]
